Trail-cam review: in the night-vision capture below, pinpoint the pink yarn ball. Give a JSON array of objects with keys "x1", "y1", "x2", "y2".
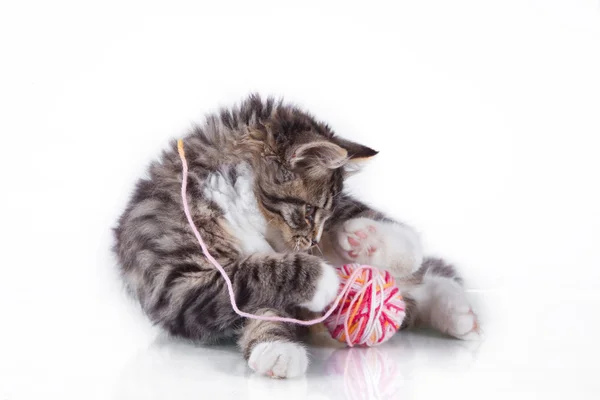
[{"x1": 324, "y1": 264, "x2": 405, "y2": 347}]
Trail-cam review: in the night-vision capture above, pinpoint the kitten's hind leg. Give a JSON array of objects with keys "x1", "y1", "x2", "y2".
[
  {"x1": 239, "y1": 308, "x2": 309, "y2": 379},
  {"x1": 399, "y1": 258, "x2": 482, "y2": 340}
]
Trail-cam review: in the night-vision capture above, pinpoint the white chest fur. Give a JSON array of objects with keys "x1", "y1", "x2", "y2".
[{"x1": 202, "y1": 164, "x2": 272, "y2": 254}]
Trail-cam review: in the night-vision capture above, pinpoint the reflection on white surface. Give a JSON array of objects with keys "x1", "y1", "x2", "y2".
[
  {"x1": 112, "y1": 292, "x2": 600, "y2": 399},
  {"x1": 2, "y1": 0, "x2": 600, "y2": 399},
  {"x1": 114, "y1": 321, "x2": 482, "y2": 400},
  {"x1": 322, "y1": 348, "x2": 404, "y2": 400}
]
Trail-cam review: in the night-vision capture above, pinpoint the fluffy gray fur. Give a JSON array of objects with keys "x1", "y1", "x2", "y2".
[{"x1": 113, "y1": 94, "x2": 480, "y2": 378}]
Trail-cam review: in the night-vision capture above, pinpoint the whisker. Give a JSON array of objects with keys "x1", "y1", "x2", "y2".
[
  {"x1": 331, "y1": 190, "x2": 345, "y2": 201},
  {"x1": 315, "y1": 244, "x2": 324, "y2": 257},
  {"x1": 329, "y1": 202, "x2": 342, "y2": 218}
]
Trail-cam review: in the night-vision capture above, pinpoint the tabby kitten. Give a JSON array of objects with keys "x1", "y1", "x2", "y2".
[{"x1": 114, "y1": 95, "x2": 480, "y2": 378}]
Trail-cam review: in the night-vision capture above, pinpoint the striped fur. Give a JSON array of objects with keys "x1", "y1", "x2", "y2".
[
  {"x1": 114, "y1": 94, "x2": 378, "y2": 342},
  {"x1": 113, "y1": 95, "x2": 480, "y2": 377}
]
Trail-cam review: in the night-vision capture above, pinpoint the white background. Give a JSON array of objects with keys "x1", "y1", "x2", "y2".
[{"x1": 1, "y1": 0, "x2": 599, "y2": 399}]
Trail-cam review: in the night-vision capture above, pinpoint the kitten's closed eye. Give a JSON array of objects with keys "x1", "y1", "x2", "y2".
[{"x1": 305, "y1": 204, "x2": 316, "y2": 224}]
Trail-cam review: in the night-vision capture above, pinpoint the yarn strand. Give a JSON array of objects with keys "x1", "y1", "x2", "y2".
[{"x1": 177, "y1": 139, "x2": 403, "y2": 346}]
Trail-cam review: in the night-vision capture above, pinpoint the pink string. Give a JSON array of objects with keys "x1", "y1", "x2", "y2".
[{"x1": 177, "y1": 139, "x2": 374, "y2": 329}]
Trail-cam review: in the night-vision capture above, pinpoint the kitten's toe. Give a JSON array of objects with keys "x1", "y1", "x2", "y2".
[
  {"x1": 248, "y1": 341, "x2": 309, "y2": 378},
  {"x1": 335, "y1": 218, "x2": 380, "y2": 262},
  {"x1": 449, "y1": 309, "x2": 483, "y2": 340},
  {"x1": 301, "y1": 262, "x2": 339, "y2": 312},
  {"x1": 343, "y1": 217, "x2": 377, "y2": 235},
  {"x1": 335, "y1": 230, "x2": 355, "y2": 252}
]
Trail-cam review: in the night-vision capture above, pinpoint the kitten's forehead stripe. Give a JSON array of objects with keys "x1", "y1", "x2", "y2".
[
  {"x1": 318, "y1": 183, "x2": 329, "y2": 208},
  {"x1": 325, "y1": 195, "x2": 333, "y2": 210},
  {"x1": 323, "y1": 169, "x2": 343, "y2": 211},
  {"x1": 262, "y1": 191, "x2": 305, "y2": 206}
]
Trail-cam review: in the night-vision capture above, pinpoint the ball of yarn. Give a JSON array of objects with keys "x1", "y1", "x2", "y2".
[{"x1": 324, "y1": 264, "x2": 405, "y2": 347}]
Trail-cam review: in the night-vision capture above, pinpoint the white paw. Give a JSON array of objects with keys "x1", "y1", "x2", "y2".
[
  {"x1": 449, "y1": 309, "x2": 483, "y2": 340},
  {"x1": 248, "y1": 341, "x2": 309, "y2": 378},
  {"x1": 419, "y1": 278, "x2": 483, "y2": 340},
  {"x1": 335, "y1": 218, "x2": 423, "y2": 276},
  {"x1": 301, "y1": 262, "x2": 340, "y2": 312}
]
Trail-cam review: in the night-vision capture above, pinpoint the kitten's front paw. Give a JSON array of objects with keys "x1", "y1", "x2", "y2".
[
  {"x1": 248, "y1": 341, "x2": 309, "y2": 378},
  {"x1": 335, "y1": 218, "x2": 380, "y2": 263},
  {"x1": 335, "y1": 218, "x2": 422, "y2": 276},
  {"x1": 301, "y1": 262, "x2": 339, "y2": 312}
]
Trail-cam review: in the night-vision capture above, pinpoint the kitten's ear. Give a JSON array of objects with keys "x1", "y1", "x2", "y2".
[
  {"x1": 330, "y1": 137, "x2": 378, "y2": 160},
  {"x1": 330, "y1": 137, "x2": 378, "y2": 177},
  {"x1": 288, "y1": 141, "x2": 348, "y2": 175}
]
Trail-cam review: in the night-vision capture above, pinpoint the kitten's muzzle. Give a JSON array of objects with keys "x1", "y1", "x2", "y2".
[{"x1": 294, "y1": 236, "x2": 314, "y2": 251}]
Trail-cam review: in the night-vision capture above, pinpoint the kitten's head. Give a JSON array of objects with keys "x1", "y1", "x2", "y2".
[{"x1": 250, "y1": 103, "x2": 377, "y2": 252}]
